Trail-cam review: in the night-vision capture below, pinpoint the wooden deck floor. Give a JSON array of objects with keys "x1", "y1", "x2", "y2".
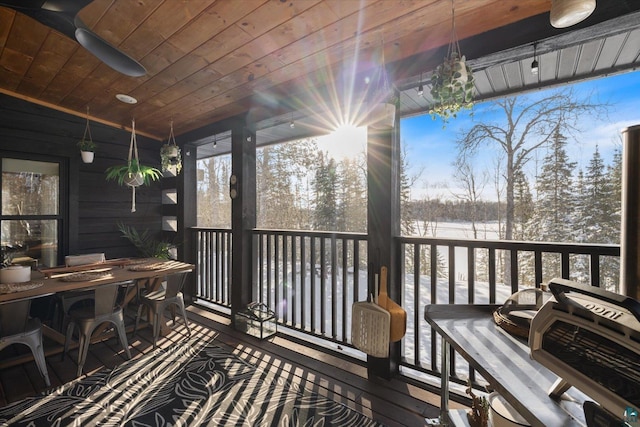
[{"x1": 0, "y1": 303, "x2": 462, "y2": 426}]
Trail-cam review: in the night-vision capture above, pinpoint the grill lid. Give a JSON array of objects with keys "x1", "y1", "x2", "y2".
[{"x1": 529, "y1": 278, "x2": 640, "y2": 421}]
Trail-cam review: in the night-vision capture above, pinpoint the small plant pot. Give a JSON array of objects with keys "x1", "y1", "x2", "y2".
[
  {"x1": 0, "y1": 266, "x2": 31, "y2": 284},
  {"x1": 80, "y1": 151, "x2": 94, "y2": 163},
  {"x1": 124, "y1": 172, "x2": 145, "y2": 187}
]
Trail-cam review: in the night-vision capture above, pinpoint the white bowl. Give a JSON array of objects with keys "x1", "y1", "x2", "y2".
[
  {"x1": 489, "y1": 392, "x2": 530, "y2": 427},
  {"x1": 0, "y1": 266, "x2": 31, "y2": 284}
]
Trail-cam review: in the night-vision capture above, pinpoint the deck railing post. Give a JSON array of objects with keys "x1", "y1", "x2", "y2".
[
  {"x1": 621, "y1": 124, "x2": 640, "y2": 300},
  {"x1": 366, "y1": 90, "x2": 401, "y2": 379},
  {"x1": 230, "y1": 121, "x2": 256, "y2": 318}
]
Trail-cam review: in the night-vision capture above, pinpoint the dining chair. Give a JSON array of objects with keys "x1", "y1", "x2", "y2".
[
  {"x1": 0, "y1": 298, "x2": 51, "y2": 387},
  {"x1": 55, "y1": 253, "x2": 107, "y2": 331},
  {"x1": 62, "y1": 281, "x2": 133, "y2": 377},
  {"x1": 133, "y1": 272, "x2": 191, "y2": 348}
]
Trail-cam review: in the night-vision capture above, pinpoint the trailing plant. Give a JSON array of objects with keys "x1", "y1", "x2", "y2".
[
  {"x1": 105, "y1": 159, "x2": 162, "y2": 186},
  {"x1": 105, "y1": 119, "x2": 162, "y2": 212},
  {"x1": 117, "y1": 223, "x2": 176, "y2": 259},
  {"x1": 0, "y1": 244, "x2": 24, "y2": 268},
  {"x1": 160, "y1": 120, "x2": 182, "y2": 174},
  {"x1": 429, "y1": 51, "x2": 474, "y2": 122},
  {"x1": 160, "y1": 144, "x2": 182, "y2": 173},
  {"x1": 429, "y1": 0, "x2": 475, "y2": 125},
  {"x1": 77, "y1": 138, "x2": 96, "y2": 152}
]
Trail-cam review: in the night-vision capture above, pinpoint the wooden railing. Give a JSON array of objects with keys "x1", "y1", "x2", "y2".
[
  {"x1": 191, "y1": 227, "x2": 620, "y2": 385},
  {"x1": 193, "y1": 228, "x2": 232, "y2": 308}
]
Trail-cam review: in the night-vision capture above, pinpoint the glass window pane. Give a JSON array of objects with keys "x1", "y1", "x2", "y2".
[
  {"x1": 2, "y1": 159, "x2": 59, "y2": 215},
  {"x1": 1, "y1": 219, "x2": 58, "y2": 268}
]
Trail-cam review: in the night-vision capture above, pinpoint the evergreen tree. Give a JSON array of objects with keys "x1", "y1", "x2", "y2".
[
  {"x1": 338, "y1": 157, "x2": 367, "y2": 232},
  {"x1": 313, "y1": 152, "x2": 338, "y2": 231},
  {"x1": 583, "y1": 146, "x2": 613, "y2": 243},
  {"x1": 526, "y1": 125, "x2": 576, "y2": 280}
]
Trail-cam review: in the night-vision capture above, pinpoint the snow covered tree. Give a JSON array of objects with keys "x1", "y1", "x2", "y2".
[{"x1": 526, "y1": 125, "x2": 577, "y2": 280}]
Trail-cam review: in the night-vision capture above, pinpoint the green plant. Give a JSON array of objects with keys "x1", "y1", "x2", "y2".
[
  {"x1": 160, "y1": 143, "x2": 182, "y2": 174},
  {"x1": 429, "y1": 52, "x2": 475, "y2": 123},
  {"x1": 105, "y1": 159, "x2": 162, "y2": 186},
  {"x1": 77, "y1": 138, "x2": 96, "y2": 152},
  {"x1": 1, "y1": 244, "x2": 23, "y2": 268},
  {"x1": 117, "y1": 223, "x2": 176, "y2": 259}
]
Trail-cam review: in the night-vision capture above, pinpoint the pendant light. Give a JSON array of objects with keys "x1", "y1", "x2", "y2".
[{"x1": 531, "y1": 43, "x2": 539, "y2": 75}]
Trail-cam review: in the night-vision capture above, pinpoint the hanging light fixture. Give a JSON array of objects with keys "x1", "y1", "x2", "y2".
[
  {"x1": 417, "y1": 73, "x2": 424, "y2": 96},
  {"x1": 550, "y1": 0, "x2": 596, "y2": 28},
  {"x1": 213, "y1": 133, "x2": 217, "y2": 148},
  {"x1": 289, "y1": 112, "x2": 295, "y2": 129},
  {"x1": 531, "y1": 43, "x2": 539, "y2": 75}
]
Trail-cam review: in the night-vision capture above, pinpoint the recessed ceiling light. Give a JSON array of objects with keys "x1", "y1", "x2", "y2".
[{"x1": 116, "y1": 94, "x2": 137, "y2": 104}]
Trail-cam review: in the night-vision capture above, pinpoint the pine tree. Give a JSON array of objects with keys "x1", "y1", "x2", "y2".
[
  {"x1": 583, "y1": 146, "x2": 612, "y2": 243},
  {"x1": 526, "y1": 125, "x2": 576, "y2": 280},
  {"x1": 313, "y1": 152, "x2": 338, "y2": 231}
]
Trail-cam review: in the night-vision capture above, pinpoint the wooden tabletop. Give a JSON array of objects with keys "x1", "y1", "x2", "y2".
[{"x1": 0, "y1": 259, "x2": 194, "y2": 304}]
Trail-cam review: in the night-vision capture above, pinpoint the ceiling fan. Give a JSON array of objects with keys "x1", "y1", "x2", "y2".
[{"x1": 0, "y1": 0, "x2": 146, "y2": 77}]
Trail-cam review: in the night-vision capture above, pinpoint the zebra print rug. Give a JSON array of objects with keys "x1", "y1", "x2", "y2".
[{"x1": 0, "y1": 340, "x2": 383, "y2": 426}]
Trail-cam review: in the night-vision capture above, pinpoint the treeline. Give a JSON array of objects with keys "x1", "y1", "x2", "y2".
[{"x1": 406, "y1": 199, "x2": 502, "y2": 222}]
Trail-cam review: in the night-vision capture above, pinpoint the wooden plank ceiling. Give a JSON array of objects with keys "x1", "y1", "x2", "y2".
[{"x1": 0, "y1": 0, "x2": 637, "y2": 142}]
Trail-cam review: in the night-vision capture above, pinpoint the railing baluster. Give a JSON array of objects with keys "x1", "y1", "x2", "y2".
[
  {"x1": 413, "y1": 243, "x2": 421, "y2": 367},
  {"x1": 342, "y1": 238, "x2": 348, "y2": 341},
  {"x1": 489, "y1": 248, "x2": 496, "y2": 304},
  {"x1": 320, "y1": 237, "x2": 326, "y2": 336},
  {"x1": 448, "y1": 245, "x2": 455, "y2": 304},
  {"x1": 331, "y1": 234, "x2": 337, "y2": 340},
  {"x1": 291, "y1": 235, "x2": 297, "y2": 327},
  {"x1": 510, "y1": 248, "x2": 519, "y2": 294},
  {"x1": 301, "y1": 235, "x2": 307, "y2": 330},
  {"x1": 310, "y1": 236, "x2": 317, "y2": 333},
  {"x1": 591, "y1": 254, "x2": 600, "y2": 287}
]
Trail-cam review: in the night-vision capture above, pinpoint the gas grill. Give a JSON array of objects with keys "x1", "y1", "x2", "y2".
[{"x1": 529, "y1": 278, "x2": 640, "y2": 425}]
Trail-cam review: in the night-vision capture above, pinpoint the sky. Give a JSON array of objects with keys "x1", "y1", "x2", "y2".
[
  {"x1": 400, "y1": 70, "x2": 640, "y2": 201},
  {"x1": 316, "y1": 69, "x2": 640, "y2": 201}
]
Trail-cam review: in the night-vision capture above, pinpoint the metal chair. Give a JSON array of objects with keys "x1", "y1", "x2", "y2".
[
  {"x1": 133, "y1": 272, "x2": 191, "y2": 347},
  {"x1": 62, "y1": 281, "x2": 133, "y2": 377},
  {"x1": 0, "y1": 298, "x2": 51, "y2": 387},
  {"x1": 55, "y1": 253, "x2": 106, "y2": 331}
]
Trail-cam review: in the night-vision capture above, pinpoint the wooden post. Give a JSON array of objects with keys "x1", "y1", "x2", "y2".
[
  {"x1": 620, "y1": 124, "x2": 640, "y2": 300},
  {"x1": 230, "y1": 121, "x2": 257, "y2": 317},
  {"x1": 366, "y1": 94, "x2": 401, "y2": 379}
]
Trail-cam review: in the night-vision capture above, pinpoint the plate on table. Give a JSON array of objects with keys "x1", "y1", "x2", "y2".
[
  {"x1": 0, "y1": 281, "x2": 44, "y2": 294},
  {"x1": 128, "y1": 262, "x2": 167, "y2": 271},
  {"x1": 60, "y1": 271, "x2": 113, "y2": 282}
]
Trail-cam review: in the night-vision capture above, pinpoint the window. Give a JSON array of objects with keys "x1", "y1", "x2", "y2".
[{"x1": 1, "y1": 158, "x2": 62, "y2": 268}]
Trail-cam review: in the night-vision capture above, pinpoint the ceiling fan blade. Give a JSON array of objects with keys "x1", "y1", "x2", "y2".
[
  {"x1": 0, "y1": 0, "x2": 84, "y2": 39},
  {"x1": 74, "y1": 18, "x2": 146, "y2": 77},
  {"x1": 0, "y1": 1, "x2": 146, "y2": 77}
]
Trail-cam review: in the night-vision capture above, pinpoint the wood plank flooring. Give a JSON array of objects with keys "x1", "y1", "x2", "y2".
[{"x1": 0, "y1": 303, "x2": 464, "y2": 426}]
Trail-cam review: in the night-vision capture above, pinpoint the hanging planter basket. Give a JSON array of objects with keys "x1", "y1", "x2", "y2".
[
  {"x1": 105, "y1": 119, "x2": 162, "y2": 213},
  {"x1": 77, "y1": 107, "x2": 96, "y2": 163},
  {"x1": 429, "y1": 0, "x2": 475, "y2": 124},
  {"x1": 160, "y1": 120, "x2": 182, "y2": 174}
]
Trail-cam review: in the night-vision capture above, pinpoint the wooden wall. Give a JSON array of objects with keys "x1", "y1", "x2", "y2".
[{"x1": 0, "y1": 93, "x2": 163, "y2": 263}]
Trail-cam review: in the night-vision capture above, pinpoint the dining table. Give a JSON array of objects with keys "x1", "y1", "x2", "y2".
[{"x1": 0, "y1": 258, "x2": 195, "y2": 368}]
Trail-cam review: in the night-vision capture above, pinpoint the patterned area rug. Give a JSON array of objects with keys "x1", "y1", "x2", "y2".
[{"x1": 0, "y1": 340, "x2": 383, "y2": 426}]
